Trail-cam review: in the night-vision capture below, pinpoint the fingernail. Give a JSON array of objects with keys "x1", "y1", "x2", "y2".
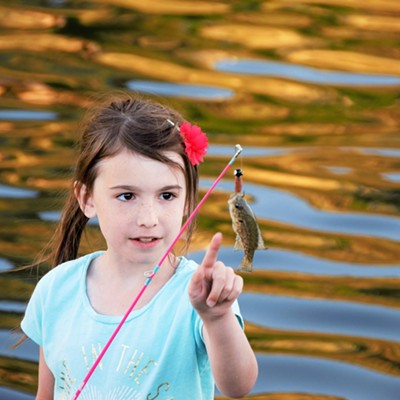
[{"x1": 207, "y1": 300, "x2": 216, "y2": 308}]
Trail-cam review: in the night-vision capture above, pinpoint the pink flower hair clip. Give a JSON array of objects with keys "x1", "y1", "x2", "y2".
[{"x1": 168, "y1": 119, "x2": 208, "y2": 166}]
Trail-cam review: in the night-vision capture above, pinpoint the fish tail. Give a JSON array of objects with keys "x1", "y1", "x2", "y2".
[{"x1": 239, "y1": 256, "x2": 253, "y2": 272}]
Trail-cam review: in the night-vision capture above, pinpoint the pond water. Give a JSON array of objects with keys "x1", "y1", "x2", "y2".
[{"x1": 0, "y1": 1, "x2": 399, "y2": 400}]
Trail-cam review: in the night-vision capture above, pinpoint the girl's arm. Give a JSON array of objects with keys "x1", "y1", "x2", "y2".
[
  {"x1": 37, "y1": 347, "x2": 55, "y2": 400},
  {"x1": 188, "y1": 233, "x2": 258, "y2": 398},
  {"x1": 202, "y1": 308, "x2": 258, "y2": 397}
]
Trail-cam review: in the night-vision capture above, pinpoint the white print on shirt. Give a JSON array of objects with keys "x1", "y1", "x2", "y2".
[
  {"x1": 146, "y1": 382, "x2": 174, "y2": 400},
  {"x1": 58, "y1": 342, "x2": 174, "y2": 399},
  {"x1": 69, "y1": 385, "x2": 142, "y2": 400}
]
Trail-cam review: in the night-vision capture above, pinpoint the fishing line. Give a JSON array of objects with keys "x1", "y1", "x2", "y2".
[{"x1": 72, "y1": 144, "x2": 243, "y2": 400}]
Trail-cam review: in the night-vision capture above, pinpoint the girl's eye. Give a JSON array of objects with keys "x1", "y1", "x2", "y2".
[
  {"x1": 117, "y1": 193, "x2": 134, "y2": 202},
  {"x1": 160, "y1": 192, "x2": 176, "y2": 201}
]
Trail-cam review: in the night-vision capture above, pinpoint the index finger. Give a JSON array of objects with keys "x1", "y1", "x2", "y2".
[{"x1": 201, "y1": 232, "x2": 223, "y2": 270}]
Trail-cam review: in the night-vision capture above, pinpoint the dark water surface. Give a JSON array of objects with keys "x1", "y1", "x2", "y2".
[{"x1": 0, "y1": 1, "x2": 399, "y2": 399}]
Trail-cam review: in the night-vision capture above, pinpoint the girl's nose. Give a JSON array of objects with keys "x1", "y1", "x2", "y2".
[{"x1": 136, "y1": 202, "x2": 158, "y2": 228}]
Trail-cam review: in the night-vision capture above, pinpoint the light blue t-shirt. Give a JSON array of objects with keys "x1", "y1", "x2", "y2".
[{"x1": 21, "y1": 251, "x2": 243, "y2": 400}]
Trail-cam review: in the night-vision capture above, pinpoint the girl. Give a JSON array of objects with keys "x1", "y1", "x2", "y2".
[{"x1": 21, "y1": 95, "x2": 258, "y2": 399}]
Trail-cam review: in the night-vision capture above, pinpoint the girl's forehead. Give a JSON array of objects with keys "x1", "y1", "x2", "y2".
[{"x1": 96, "y1": 149, "x2": 186, "y2": 183}]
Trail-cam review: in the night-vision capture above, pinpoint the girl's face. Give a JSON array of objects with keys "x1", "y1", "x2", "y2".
[{"x1": 79, "y1": 149, "x2": 187, "y2": 269}]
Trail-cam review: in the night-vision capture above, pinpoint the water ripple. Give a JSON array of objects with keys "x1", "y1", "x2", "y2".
[
  {"x1": 189, "y1": 247, "x2": 400, "y2": 277},
  {"x1": 0, "y1": 184, "x2": 37, "y2": 199},
  {"x1": 0, "y1": 258, "x2": 13, "y2": 271},
  {"x1": 239, "y1": 292, "x2": 400, "y2": 343},
  {"x1": 0, "y1": 301, "x2": 26, "y2": 313},
  {"x1": 252, "y1": 354, "x2": 400, "y2": 400},
  {"x1": 126, "y1": 80, "x2": 234, "y2": 100},
  {"x1": 382, "y1": 173, "x2": 400, "y2": 183},
  {"x1": 215, "y1": 59, "x2": 400, "y2": 87},
  {"x1": 0, "y1": 330, "x2": 38, "y2": 363},
  {"x1": 0, "y1": 387, "x2": 34, "y2": 400},
  {"x1": 0, "y1": 110, "x2": 57, "y2": 121}
]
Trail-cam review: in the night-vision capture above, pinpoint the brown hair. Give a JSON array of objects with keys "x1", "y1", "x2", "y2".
[{"x1": 46, "y1": 95, "x2": 199, "y2": 268}]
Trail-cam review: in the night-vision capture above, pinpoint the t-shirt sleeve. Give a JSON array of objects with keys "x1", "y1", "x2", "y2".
[
  {"x1": 232, "y1": 299, "x2": 245, "y2": 329},
  {"x1": 194, "y1": 299, "x2": 245, "y2": 349},
  {"x1": 21, "y1": 278, "x2": 46, "y2": 346}
]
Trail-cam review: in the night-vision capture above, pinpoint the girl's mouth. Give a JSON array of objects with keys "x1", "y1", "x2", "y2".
[
  {"x1": 131, "y1": 237, "x2": 160, "y2": 247},
  {"x1": 137, "y1": 237, "x2": 156, "y2": 243}
]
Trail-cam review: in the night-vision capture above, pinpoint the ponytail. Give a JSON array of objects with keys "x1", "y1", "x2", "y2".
[{"x1": 50, "y1": 190, "x2": 88, "y2": 267}]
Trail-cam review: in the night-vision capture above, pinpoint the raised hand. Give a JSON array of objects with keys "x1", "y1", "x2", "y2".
[{"x1": 188, "y1": 232, "x2": 243, "y2": 319}]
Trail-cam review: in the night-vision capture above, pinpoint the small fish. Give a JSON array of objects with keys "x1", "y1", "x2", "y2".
[{"x1": 228, "y1": 169, "x2": 266, "y2": 272}]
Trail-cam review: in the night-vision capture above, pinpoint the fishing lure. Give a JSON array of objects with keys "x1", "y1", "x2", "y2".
[{"x1": 228, "y1": 169, "x2": 266, "y2": 272}]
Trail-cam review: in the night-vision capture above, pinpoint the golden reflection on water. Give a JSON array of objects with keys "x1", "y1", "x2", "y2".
[
  {"x1": 343, "y1": 14, "x2": 400, "y2": 33},
  {"x1": 96, "y1": 0, "x2": 230, "y2": 15},
  {"x1": 286, "y1": 50, "x2": 400, "y2": 75},
  {"x1": 0, "y1": 6, "x2": 65, "y2": 30},
  {"x1": 268, "y1": 0, "x2": 400, "y2": 13},
  {"x1": 200, "y1": 23, "x2": 315, "y2": 49},
  {"x1": 0, "y1": 0, "x2": 399, "y2": 398},
  {"x1": 244, "y1": 324, "x2": 400, "y2": 377}
]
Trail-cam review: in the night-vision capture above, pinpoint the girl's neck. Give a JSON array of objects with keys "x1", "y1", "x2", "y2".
[
  {"x1": 85, "y1": 252, "x2": 179, "y2": 315},
  {"x1": 90, "y1": 251, "x2": 177, "y2": 287}
]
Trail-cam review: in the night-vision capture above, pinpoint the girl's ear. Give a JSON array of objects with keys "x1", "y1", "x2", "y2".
[{"x1": 74, "y1": 181, "x2": 97, "y2": 218}]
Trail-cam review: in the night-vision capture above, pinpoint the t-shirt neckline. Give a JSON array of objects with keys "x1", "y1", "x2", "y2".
[{"x1": 79, "y1": 251, "x2": 184, "y2": 324}]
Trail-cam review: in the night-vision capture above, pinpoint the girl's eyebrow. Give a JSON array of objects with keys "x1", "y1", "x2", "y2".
[{"x1": 109, "y1": 184, "x2": 183, "y2": 191}]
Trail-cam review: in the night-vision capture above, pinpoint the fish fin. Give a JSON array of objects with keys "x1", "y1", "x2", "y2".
[
  {"x1": 238, "y1": 257, "x2": 252, "y2": 272},
  {"x1": 234, "y1": 234, "x2": 244, "y2": 250},
  {"x1": 257, "y1": 228, "x2": 267, "y2": 250}
]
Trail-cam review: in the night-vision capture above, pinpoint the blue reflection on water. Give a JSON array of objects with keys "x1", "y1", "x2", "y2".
[
  {"x1": 0, "y1": 330, "x2": 38, "y2": 363},
  {"x1": 239, "y1": 292, "x2": 400, "y2": 343},
  {"x1": 38, "y1": 211, "x2": 98, "y2": 225},
  {"x1": 207, "y1": 144, "x2": 290, "y2": 157},
  {"x1": 0, "y1": 110, "x2": 58, "y2": 121},
  {"x1": 126, "y1": 80, "x2": 234, "y2": 100},
  {"x1": 251, "y1": 354, "x2": 400, "y2": 400},
  {"x1": 382, "y1": 173, "x2": 400, "y2": 183},
  {"x1": 0, "y1": 258, "x2": 13, "y2": 271},
  {"x1": 0, "y1": 301, "x2": 26, "y2": 313},
  {"x1": 189, "y1": 247, "x2": 400, "y2": 277},
  {"x1": 0, "y1": 184, "x2": 37, "y2": 198},
  {"x1": 215, "y1": 59, "x2": 400, "y2": 87},
  {"x1": 356, "y1": 148, "x2": 400, "y2": 157},
  {"x1": 0, "y1": 387, "x2": 34, "y2": 400}
]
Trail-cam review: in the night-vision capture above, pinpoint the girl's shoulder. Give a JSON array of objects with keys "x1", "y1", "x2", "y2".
[
  {"x1": 177, "y1": 256, "x2": 198, "y2": 271},
  {"x1": 175, "y1": 256, "x2": 199, "y2": 278},
  {"x1": 37, "y1": 251, "x2": 104, "y2": 287}
]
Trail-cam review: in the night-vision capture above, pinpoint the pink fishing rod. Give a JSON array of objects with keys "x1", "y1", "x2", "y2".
[{"x1": 72, "y1": 144, "x2": 243, "y2": 399}]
